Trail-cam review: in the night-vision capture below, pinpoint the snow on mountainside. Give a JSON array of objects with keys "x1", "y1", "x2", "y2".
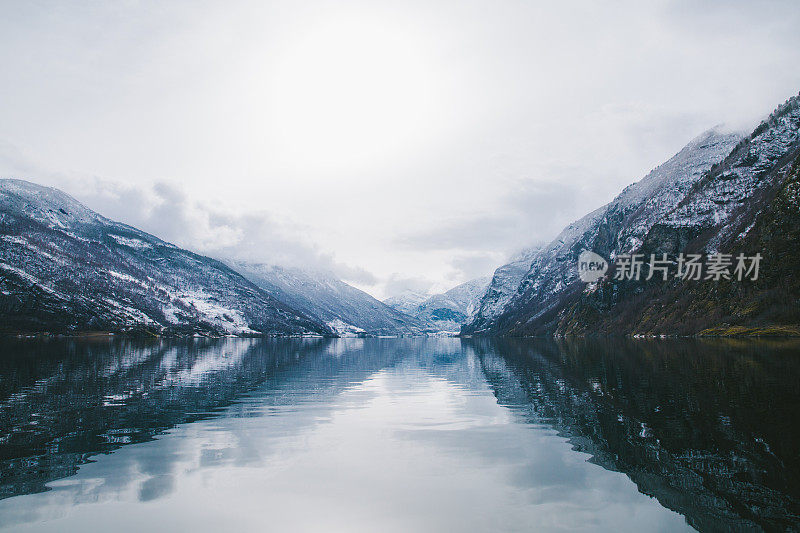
[
  {"x1": 417, "y1": 276, "x2": 491, "y2": 332},
  {"x1": 444, "y1": 276, "x2": 491, "y2": 317},
  {"x1": 230, "y1": 262, "x2": 423, "y2": 336},
  {"x1": 612, "y1": 128, "x2": 748, "y2": 254},
  {"x1": 555, "y1": 93, "x2": 800, "y2": 336},
  {"x1": 462, "y1": 126, "x2": 744, "y2": 336},
  {"x1": 470, "y1": 246, "x2": 541, "y2": 327},
  {"x1": 0, "y1": 179, "x2": 331, "y2": 336},
  {"x1": 657, "y1": 96, "x2": 800, "y2": 253},
  {"x1": 382, "y1": 290, "x2": 430, "y2": 315},
  {"x1": 385, "y1": 277, "x2": 490, "y2": 333}
]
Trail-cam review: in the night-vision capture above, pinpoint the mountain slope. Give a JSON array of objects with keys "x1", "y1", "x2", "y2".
[
  {"x1": 414, "y1": 276, "x2": 491, "y2": 332},
  {"x1": 382, "y1": 290, "x2": 430, "y2": 315},
  {"x1": 0, "y1": 180, "x2": 331, "y2": 336},
  {"x1": 462, "y1": 126, "x2": 744, "y2": 336},
  {"x1": 230, "y1": 262, "x2": 423, "y2": 336},
  {"x1": 557, "y1": 94, "x2": 800, "y2": 336},
  {"x1": 385, "y1": 277, "x2": 491, "y2": 333},
  {"x1": 467, "y1": 247, "x2": 541, "y2": 332}
]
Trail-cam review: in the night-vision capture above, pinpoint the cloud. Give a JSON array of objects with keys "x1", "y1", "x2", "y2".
[
  {"x1": 0, "y1": 142, "x2": 379, "y2": 287},
  {"x1": 449, "y1": 252, "x2": 502, "y2": 281},
  {"x1": 74, "y1": 179, "x2": 378, "y2": 284},
  {"x1": 383, "y1": 274, "x2": 435, "y2": 297},
  {"x1": 394, "y1": 177, "x2": 606, "y2": 255}
]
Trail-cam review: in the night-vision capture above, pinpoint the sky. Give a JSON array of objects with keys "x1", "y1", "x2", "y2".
[{"x1": 1, "y1": 0, "x2": 799, "y2": 299}]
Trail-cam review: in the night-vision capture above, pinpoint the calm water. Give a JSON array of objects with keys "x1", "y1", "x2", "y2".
[{"x1": 0, "y1": 337, "x2": 798, "y2": 532}]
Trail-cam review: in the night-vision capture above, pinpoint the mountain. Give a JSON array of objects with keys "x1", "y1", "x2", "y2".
[
  {"x1": 385, "y1": 277, "x2": 491, "y2": 333},
  {"x1": 558, "y1": 93, "x2": 800, "y2": 336},
  {"x1": 382, "y1": 290, "x2": 430, "y2": 315},
  {"x1": 413, "y1": 277, "x2": 491, "y2": 332},
  {"x1": 230, "y1": 262, "x2": 423, "y2": 336},
  {"x1": 461, "y1": 125, "x2": 746, "y2": 336},
  {"x1": 0, "y1": 180, "x2": 331, "y2": 337},
  {"x1": 471, "y1": 92, "x2": 800, "y2": 337},
  {"x1": 468, "y1": 246, "x2": 541, "y2": 332}
]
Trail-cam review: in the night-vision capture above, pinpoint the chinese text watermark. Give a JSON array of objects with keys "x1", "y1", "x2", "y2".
[{"x1": 577, "y1": 252, "x2": 762, "y2": 282}]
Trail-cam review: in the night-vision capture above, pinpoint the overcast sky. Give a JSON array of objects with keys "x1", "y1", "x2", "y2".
[{"x1": 1, "y1": 0, "x2": 799, "y2": 298}]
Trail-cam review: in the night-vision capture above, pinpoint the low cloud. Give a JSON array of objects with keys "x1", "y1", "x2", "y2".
[
  {"x1": 383, "y1": 274, "x2": 435, "y2": 298},
  {"x1": 0, "y1": 143, "x2": 378, "y2": 287},
  {"x1": 394, "y1": 177, "x2": 606, "y2": 256},
  {"x1": 449, "y1": 252, "x2": 502, "y2": 281},
  {"x1": 76, "y1": 179, "x2": 378, "y2": 285}
]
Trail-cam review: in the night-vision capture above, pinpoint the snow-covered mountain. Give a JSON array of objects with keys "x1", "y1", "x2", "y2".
[
  {"x1": 230, "y1": 262, "x2": 423, "y2": 336},
  {"x1": 0, "y1": 180, "x2": 331, "y2": 336},
  {"x1": 415, "y1": 276, "x2": 491, "y2": 331},
  {"x1": 655, "y1": 97, "x2": 800, "y2": 253},
  {"x1": 462, "y1": 126, "x2": 745, "y2": 336},
  {"x1": 382, "y1": 290, "x2": 430, "y2": 315},
  {"x1": 554, "y1": 93, "x2": 800, "y2": 336},
  {"x1": 469, "y1": 246, "x2": 541, "y2": 328},
  {"x1": 470, "y1": 92, "x2": 800, "y2": 337},
  {"x1": 385, "y1": 277, "x2": 490, "y2": 333}
]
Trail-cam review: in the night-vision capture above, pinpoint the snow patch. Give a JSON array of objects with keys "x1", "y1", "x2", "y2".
[
  {"x1": 108, "y1": 234, "x2": 153, "y2": 250},
  {"x1": 326, "y1": 319, "x2": 366, "y2": 337}
]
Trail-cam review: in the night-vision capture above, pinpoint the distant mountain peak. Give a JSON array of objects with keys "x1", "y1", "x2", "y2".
[
  {"x1": 384, "y1": 277, "x2": 491, "y2": 333},
  {"x1": 382, "y1": 290, "x2": 431, "y2": 315},
  {"x1": 232, "y1": 261, "x2": 423, "y2": 336}
]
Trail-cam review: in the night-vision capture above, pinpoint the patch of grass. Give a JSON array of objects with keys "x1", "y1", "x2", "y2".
[{"x1": 699, "y1": 324, "x2": 800, "y2": 337}]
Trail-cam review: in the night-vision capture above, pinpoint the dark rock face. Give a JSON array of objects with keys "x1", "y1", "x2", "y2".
[
  {"x1": 429, "y1": 307, "x2": 467, "y2": 322},
  {"x1": 0, "y1": 180, "x2": 331, "y2": 337}
]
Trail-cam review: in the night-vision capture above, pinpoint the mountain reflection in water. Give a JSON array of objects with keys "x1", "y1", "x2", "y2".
[{"x1": 0, "y1": 337, "x2": 797, "y2": 531}]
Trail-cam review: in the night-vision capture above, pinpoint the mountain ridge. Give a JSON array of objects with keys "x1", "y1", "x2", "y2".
[
  {"x1": 231, "y1": 262, "x2": 424, "y2": 336},
  {"x1": 463, "y1": 126, "x2": 745, "y2": 336},
  {"x1": 470, "y1": 92, "x2": 800, "y2": 337},
  {"x1": 0, "y1": 179, "x2": 332, "y2": 337},
  {"x1": 384, "y1": 277, "x2": 490, "y2": 333}
]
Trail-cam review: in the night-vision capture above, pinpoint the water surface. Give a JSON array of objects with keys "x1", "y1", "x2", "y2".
[{"x1": 0, "y1": 337, "x2": 798, "y2": 531}]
